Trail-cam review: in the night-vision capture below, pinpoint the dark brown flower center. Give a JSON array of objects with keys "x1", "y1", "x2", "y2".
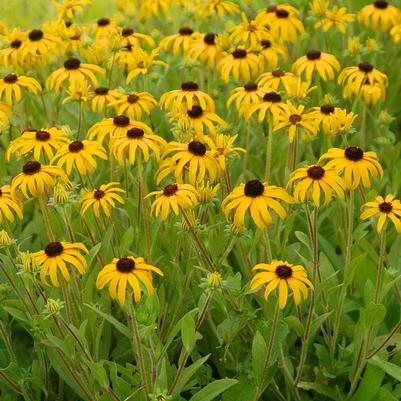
[
  {"x1": 307, "y1": 165, "x2": 325, "y2": 179},
  {"x1": 10, "y1": 39, "x2": 22, "y2": 49},
  {"x1": 0, "y1": 189, "x2": 2, "y2": 196},
  {"x1": 163, "y1": 184, "x2": 178, "y2": 196},
  {"x1": 3, "y1": 74, "x2": 18, "y2": 84},
  {"x1": 374, "y1": 0, "x2": 388, "y2": 9},
  {"x1": 306, "y1": 50, "x2": 321, "y2": 60},
  {"x1": 379, "y1": 202, "x2": 392, "y2": 213},
  {"x1": 187, "y1": 105, "x2": 203, "y2": 118},
  {"x1": 181, "y1": 81, "x2": 198, "y2": 91},
  {"x1": 127, "y1": 127, "x2": 144, "y2": 138},
  {"x1": 261, "y1": 40, "x2": 271, "y2": 48},
  {"x1": 244, "y1": 82, "x2": 257, "y2": 91},
  {"x1": 28, "y1": 29, "x2": 44, "y2": 41},
  {"x1": 64, "y1": 57, "x2": 81, "y2": 70},
  {"x1": 36, "y1": 130, "x2": 50, "y2": 141},
  {"x1": 320, "y1": 104, "x2": 334, "y2": 114},
  {"x1": 127, "y1": 94, "x2": 139, "y2": 103},
  {"x1": 179, "y1": 27, "x2": 193, "y2": 35},
  {"x1": 267, "y1": 5, "x2": 277, "y2": 12},
  {"x1": 276, "y1": 8, "x2": 289, "y2": 18},
  {"x1": 94, "y1": 189, "x2": 105, "y2": 199},
  {"x1": 116, "y1": 257, "x2": 135, "y2": 272},
  {"x1": 94, "y1": 87, "x2": 109, "y2": 95},
  {"x1": 68, "y1": 140, "x2": 84, "y2": 152},
  {"x1": 289, "y1": 114, "x2": 302, "y2": 124},
  {"x1": 345, "y1": 147, "x2": 364, "y2": 161},
  {"x1": 97, "y1": 18, "x2": 110, "y2": 27},
  {"x1": 263, "y1": 92, "x2": 282, "y2": 102},
  {"x1": 70, "y1": 34, "x2": 81, "y2": 41},
  {"x1": 275, "y1": 264, "x2": 293, "y2": 279},
  {"x1": 248, "y1": 24, "x2": 257, "y2": 32},
  {"x1": 122, "y1": 27, "x2": 134, "y2": 37},
  {"x1": 113, "y1": 115, "x2": 130, "y2": 127},
  {"x1": 45, "y1": 242, "x2": 64, "y2": 257},
  {"x1": 23, "y1": 161, "x2": 41, "y2": 175},
  {"x1": 204, "y1": 33, "x2": 216, "y2": 45},
  {"x1": 359, "y1": 62, "x2": 374, "y2": 73},
  {"x1": 272, "y1": 69, "x2": 285, "y2": 77},
  {"x1": 244, "y1": 179, "x2": 264, "y2": 197},
  {"x1": 232, "y1": 48, "x2": 247, "y2": 59},
  {"x1": 188, "y1": 141, "x2": 206, "y2": 156},
  {"x1": 65, "y1": 20, "x2": 73, "y2": 28}
]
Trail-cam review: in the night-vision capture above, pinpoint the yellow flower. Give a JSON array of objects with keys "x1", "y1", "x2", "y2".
[
  {"x1": 45, "y1": 298, "x2": 63, "y2": 314},
  {"x1": 0, "y1": 73, "x2": 41, "y2": 105},
  {"x1": 188, "y1": 33, "x2": 222, "y2": 69},
  {"x1": 160, "y1": 27, "x2": 198, "y2": 55},
  {"x1": 222, "y1": 179, "x2": 292, "y2": 230},
  {"x1": 34, "y1": 241, "x2": 88, "y2": 287},
  {"x1": 315, "y1": 6, "x2": 355, "y2": 33},
  {"x1": 120, "y1": 27, "x2": 156, "y2": 48},
  {"x1": 359, "y1": 81, "x2": 385, "y2": 105},
  {"x1": 62, "y1": 79, "x2": 90, "y2": 104},
  {"x1": 0, "y1": 185, "x2": 22, "y2": 223},
  {"x1": 245, "y1": 91, "x2": 286, "y2": 123},
  {"x1": 19, "y1": 251, "x2": 40, "y2": 273},
  {"x1": 251, "y1": 259, "x2": 313, "y2": 309},
  {"x1": 126, "y1": 48, "x2": 167, "y2": 83},
  {"x1": 390, "y1": 24, "x2": 401, "y2": 42},
  {"x1": 93, "y1": 17, "x2": 118, "y2": 39},
  {"x1": 53, "y1": 182, "x2": 70, "y2": 204},
  {"x1": 20, "y1": 29, "x2": 58, "y2": 59},
  {"x1": 0, "y1": 29, "x2": 25, "y2": 68},
  {"x1": 347, "y1": 36, "x2": 361, "y2": 54},
  {"x1": 146, "y1": 183, "x2": 198, "y2": 219},
  {"x1": 257, "y1": 69, "x2": 295, "y2": 91},
  {"x1": 90, "y1": 87, "x2": 121, "y2": 113},
  {"x1": 0, "y1": 230, "x2": 12, "y2": 247},
  {"x1": 366, "y1": 37, "x2": 379, "y2": 53},
  {"x1": 0, "y1": 102, "x2": 11, "y2": 128},
  {"x1": 51, "y1": 140, "x2": 108, "y2": 175},
  {"x1": 319, "y1": 147, "x2": 383, "y2": 190},
  {"x1": 258, "y1": 38, "x2": 288, "y2": 69},
  {"x1": 207, "y1": 271, "x2": 222, "y2": 289},
  {"x1": 81, "y1": 182, "x2": 125, "y2": 217},
  {"x1": 311, "y1": 104, "x2": 342, "y2": 135},
  {"x1": 196, "y1": 0, "x2": 240, "y2": 17},
  {"x1": 292, "y1": 50, "x2": 340, "y2": 81},
  {"x1": 310, "y1": 0, "x2": 329, "y2": 17},
  {"x1": 230, "y1": 13, "x2": 270, "y2": 48},
  {"x1": 52, "y1": 0, "x2": 90, "y2": 20},
  {"x1": 87, "y1": 115, "x2": 136, "y2": 144},
  {"x1": 330, "y1": 109, "x2": 357, "y2": 136},
  {"x1": 209, "y1": 133, "x2": 245, "y2": 170},
  {"x1": 361, "y1": 195, "x2": 401, "y2": 233},
  {"x1": 195, "y1": 181, "x2": 220, "y2": 203},
  {"x1": 288, "y1": 165, "x2": 345, "y2": 207},
  {"x1": 283, "y1": 76, "x2": 317, "y2": 99},
  {"x1": 109, "y1": 91, "x2": 157, "y2": 120},
  {"x1": 358, "y1": 1, "x2": 401, "y2": 31},
  {"x1": 227, "y1": 82, "x2": 265, "y2": 115}
]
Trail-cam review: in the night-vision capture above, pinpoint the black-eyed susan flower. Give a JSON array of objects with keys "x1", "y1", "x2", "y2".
[
  {"x1": 310, "y1": 0, "x2": 329, "y2": 17},
  {"x1": 292, "y1": 50, "x2": 340, "y2": 81},
  {"x1": 0, "y1": 102, "x2": 12, "y2": 128},
  {"x1": 0, "y1": 73, "x2": 41, "y2": 105},
  {"x1": 250, "y1": 259, "x2": 313, "y2": 309},
  {"x1": 227, "y1": 82, "x2": 265, "y2": 115},
  {"x1": 87, "y1": 115, "x2": 135, "y2": 144},
  {"x1": 81, "y1": 182, "x2": 125, "y2": 217},
  {"x1": 20, "y1": 28, "x2": 58, "y2": 59},
  {"x1": 245, "y1": 91, "x2": 286, "y2": 123},
  {"x1": 96, "y1": 256, "x2": 163, "y2": 304},
  {"x1": 11, "y1": 161, "x2": 68, "y2": 199},
  {"x1": 110, "y1": 123, "x2": 166, "y2": 166},
  {"x1": 315, "y1": 5, "x2": 355, "y2": 33},
  {"x1": 120, "y1": 27, "x2": 155, "y2": 48},
  {"x1": 34, "y1": 241, "x2": 88, "y2": 287},
  {"x1": 188, "y1": 33, "x2": 222, "y2": 69},
  {"x1": 257, "y1": 69, "x2": 295, "y2": 91},
  {"x1": 7, "y1": 128, "x2": 69, "y2": 161},
  {"x1": 288, "y1": 165, "x2": 345, "y2": 207},
  {"x1": 361, "y1": 195, "x2": 401, "y2": 233},
  {"x1": 311, "y1": 104, "x2": 342, "y2": 135},
  {"x1": 319, "y1": 147, "x2": 383, "y2": 190},
  {"x1": 358, "y1": 1, "x2": 401, "y2": 31},
  {"x1": 257, "y1": 39, "x2": 288, "y2": 70},
  {"x1": 230, "y1": 14, "x2": 270, "y2": 48},
  {"x1": 330, "y1": 109, "x2": 357, "y2": 136},
  {"x1": 62, "y1": 79, "x2": 90, "y2": 105},
  {"x1": 0, "y1": 29, "x2": 25, "y2": 68},
  {"x1": 0, "y1": 184, "x2": 23, "y2": 223},
  {"x1": 197, "y1": 0, "x2": 240, "y2": 17},
  {"x1": 282, "y1": 76, "x2": 317, "y2": 99},
  {"x1": 160, "y1": 27, "x2": 198, "y2": 55},
  {"x1": 93, "y1": 17, "x2": 118, "y2": 39},
  {"x1": 222, "y1": 179, "x2": 292, "y2": 230},
  {"x1": 125, "y1": 48, "x2": 167, "y2": 83},
  {"x1": 157, "y1": 140, "x2": 222, "y2": 185},
  {"x1": 0, "y1": 230, "x2": 13, "y2": 247},
  {"x1": 208, "y1": 133, "x2": 245, "y2": 170},
  {"x1": 47, "y1": 57, "x2": 105, "y2": 91},
  {"x1": 390, "y1": 23, "x2": 401, "y2": 42},
  {"x1": 109, "y1": 91, "x2": 156, "y2": 120},
  {"x1": 195, "y1": 181, "x2": 220, "y2": 204},
  {"x1": 53, "y1": 0, "x2": 90, "y2": 20},
  {"x1": 218, "y1": 47, "x2": 261, "y2": 83},
  {"x1": 51, "y1": 140, "x2": 107, "y2": 175},
  {"x1": 90, "y1": 87, "x2": 121, "y2": 113},
  {"x1": 359, "y1": 80, "x2": 385, "y2": 104},
  {"x1": 146, "y1": 183, "x2": 197, "y2": 219}
]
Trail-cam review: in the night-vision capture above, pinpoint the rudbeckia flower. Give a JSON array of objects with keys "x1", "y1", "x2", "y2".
[
  {"x1": 282, "y1": 76, "x2": 317, "y2": 99},
  {"x1": 160, "y1": 27, "x2": 198, "y2": 55},
  {"x1": 20, "y1": 29, "x2": 58, "y2": 59},
  {"x1": 93, "y1": 17, "x2": 118, "y2": 39},
  {"x1": 0, "y1": 73, "x2": 41, "y2": 105},
  {"x1": 361, "y1": 195, "x2": 401, "y2": 233},
  {"x1": 358, "y1": 1, "x2": 401, "y2": 31},
  {"x1": 34, "y1": 241, "x2": 88, "y2": 287},
  {"x1": 359, "y1": 80, "x2": 386, "y2": 104},
  {"x1": 288, "y1": 164, "x2": 345, "y2": 207},
  {"x1": 311, "y1": 104, "x2": 342, "y2": 135},
  {"x1": 90, "y1": 87, "x2": 121, "y2": 113},
  {"x1": 197, "y1": 0, "x2": 240, "y2": 17},
  {"x1": 0, "y1": 185, "x2": 23, "y2": 223},
  {"x1": 96, "y1": 256, "x2": 163, "y2": 304},
  {"x1": 251, "y1": 260, "x2": 313, "y2": 308},
  {"x1": 390, "y1": 24, "x2": 401, "y2": 42},
  {"x1": 0, "y1": 29, "x2": 25, "y2": 68},
  {"x1": 146, "y1": 183, "x2": 198, "y2": 219},
  {"x1": 0, "y1": 102, "x2": 12, "y2": 128},
  {"x1": 257, "y1": 69, "x2": 295, "y2": 90},
  {"x1": 315, "y1": 5, "x2": 355, "y2": 33},
  {"x1": 319, "y1": 147, "x2": 383, "y2": 190},
  {"x1": 230, "y1": 13, "x2": 270, "y2": 48},
  {"x1": 188, "y1": 33, "x2": 222, "y2": 69},
  {"x1": 245, "y1": 91, "x2": 286, "y2": 123},
  {"x1": 227, "y1": 82, "x2": 266, "y2": 115},
  {"x1": 81, "y1": 182, "x2": 125, "y2": 217},
  {"x1": 258, "y1": 39, "x2": 288, "y2": 70},
  {"x1": 222, "y1": 179, "x2": 292, "y2": 230},
  {"x1": 109, "y1": 91, "x2": 157, "y2": 120},
  {"x1": 125, "y1": 48, "x2": 167, "y2": 83},
  {"x1": 87, "y1": 115, "x2": 136, "y2": 144},
  {"x1": 209, "y1": 134, "x2": 245, "y2": 170},
  {"x1": 120, "y1": 27, "x2": 155, "y2": 48},
  {"x1": 330, "y1": 109, "x2": 357, "y2": 136},
  {"x1": 292, "y1": 50, "x2": 340, "y2": 81}
]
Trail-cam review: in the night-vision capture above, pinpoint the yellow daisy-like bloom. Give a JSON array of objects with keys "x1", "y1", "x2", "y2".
[
  {"x1": 47, "y1": 57, "x2": 105, "y2": 91},
  {"x1": 251, "y1": 260, "x2": 313, "y2": 309},
  {"x1": 20, "y1": 29, "x2": 58, "y2": 59},
  {"x1": 110, "y1": 123, "x2": 166, "y2": 166},
  {"x1": 52, "y1": 0, "x2": 90, "y2": 20},
  {"x1": 310, "y1": 0, "x2": 329, "y2": 17},
  {"x1": 257, "y1": 38, "x2": 288, "y2": 70},
  {"x1": 0, "y1": 185, "x2": 23, "y2": 223},
  {"x1": 7, "y1": 127, "x2": 69, "y2": 161},
  {"x1": 218, "y1": 47, "x2": 261, "y2": 83},
  {"x1": 195, "y1": 181, "x2": 220, "y2": 204},
  {"x1": 157, "y1": 140, "x2": 222, "y2": 185},
  {"x1": 109, "y1": 91, "x2": 156, "y2": 120},
  {"x1": 110, "y1": 44, "x2": 146, "y2": 70},
  {"x1": 230, "y1": 13, "x2": 270, "y2": 48},
  {"x1": 160, "y1": 81, "x2": 215, "y2": 112},
  {"x1": 51, "y1": 140, "x2": 107, "y2": 176},
  {"x1": 62, "y1": 79, "x2": 90, "y2": 104},
  {"x1": 359, "y1": 80, "x2": 385, "y2": 104},
  {"x1": 338, "y1": 62, "x2": 388, "y2": 99},
  {"x1": 273, "y1": 102, "x2": 320, "y2": 143},
  {"x1": 0, "y1": 102, "x2": 12, "y2": 128},
  {"x1": 255, "y1": 5, "x2": 305, "y2": 43},
  {"x1": 87, "y1": 115, "x2": 137, "y2": 144},
  {"x1": 390, "y1": 24, "x2": 401, "y2": 42},
  {"x1": 358, "y1": 1, "x2": 401, "y2": 31},
  {"x1": 257, "y1": 69, "x2": 295, "y2": 91},
  {"x1": 197, "y1": 0, "x2": 240, "y2": 17},
  {"x1": 146, "y1": 183, "x2": 198, "y2": 220},
  {"x1": 93, "y1": 17, "x2": 118, "y2": 39},
  {"x1": 0, "y1": 73, "x2": 41, "y2": 105},
  {"x1": 330, "y1": 109, "x2": 357, "y2": 136},
  {"x1": 160, "y1": 27, "x2": 198, "y2": 55},
  {"x1": 227, "y1": 82, "x2": 266, "y2": 116},
  {"x1": 120, "y1": 27, "x2": 155, "y2": 48},
  {"x1": 96, "y1": 256, "x2": 163, "y2": 305},
  {"x1": 245, "y1": 91, "x2": 286, "y2": 123},
  {"x1": 188, "y1": 33, "x2": 222, "y2": 69},
  {"x1": 209, "y1": 133, "x2": 245, "y2": 170},
  {"x1": 318, "y1": 147, "x2": 383, "y2": 190},
  {"x1": 222, "y1": 179, "x2": 292, "y2": 230},
  {"x1": 292, "y1": 50, "x2": 340, "y2": 81},
  {"x1": 81, "y1": 182, "x2": 125, "y2": 218},
  {"x1": 11, "y1": 161, "x2": 68, "y2": 199},
  {"x1": 311, "y1": 104, "x2": 342, "y2": 135},
  {"x1": 288, "y1": 165, "x2": 345, "y2": 207},
  {"x1": 0, "y1": 30, "x2": 25, "y2": 68},
  {"x1": 125, "y1": 48, "x2": 167, "y2": 83},
  {"x1": 34, "y1": 241, "x2": 88, "y2": 287},
  {"x1": 315, "y1": 6, "x2": 355, "y2": 33},
  {"x1": 283, "y1": 76, "x2": 317, "y2": 99},
  {"x1": 90, "y1": 87, "x2": 121, "y2": 113},
  {"x1": 361, "y1": 195, "x2": 401, "y2": 233}
]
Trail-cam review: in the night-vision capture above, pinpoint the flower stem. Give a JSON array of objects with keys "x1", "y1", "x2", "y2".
[
  {"x1": 374, "y1": 230, "x2": 386, "y2": 303},
  {"x1": 265, "y1": 117, "x2": 273, "y2": 182},
  {"x1": 40, "y1": 196, "x2": 55, "y2": 242},
  {"x1": 76, "y1": 100, "x2": 82, "y2": 140}
]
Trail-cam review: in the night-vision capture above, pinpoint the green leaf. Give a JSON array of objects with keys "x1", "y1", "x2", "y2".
[
  {"x1": 370, "y1": 356, "x2": 401, "y2": 382},
  {"x1": 350, "y1": 361, "x2": 385, "y2": 401},
  {"x1": 88, "y1": 361, "x2": 109, "y2": 388},
  {"x1": 189, "y1": 378, "x2": 238, "y2": 401},
  {"x1": 364, "y1": 303, "x2": 386, "y2": 328},
  {"x1": 181, "y1": 312, "x2": 196, "y2": 351},
  {"x1": 344, "y1": 254, "x2": 367, "y2": 287},
  {"x1": 252, "y1": 331, "x2": 267, "y2": 381},
  {"x1": 297, "y1": 382, "x2": 339, "y2": 400}
]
